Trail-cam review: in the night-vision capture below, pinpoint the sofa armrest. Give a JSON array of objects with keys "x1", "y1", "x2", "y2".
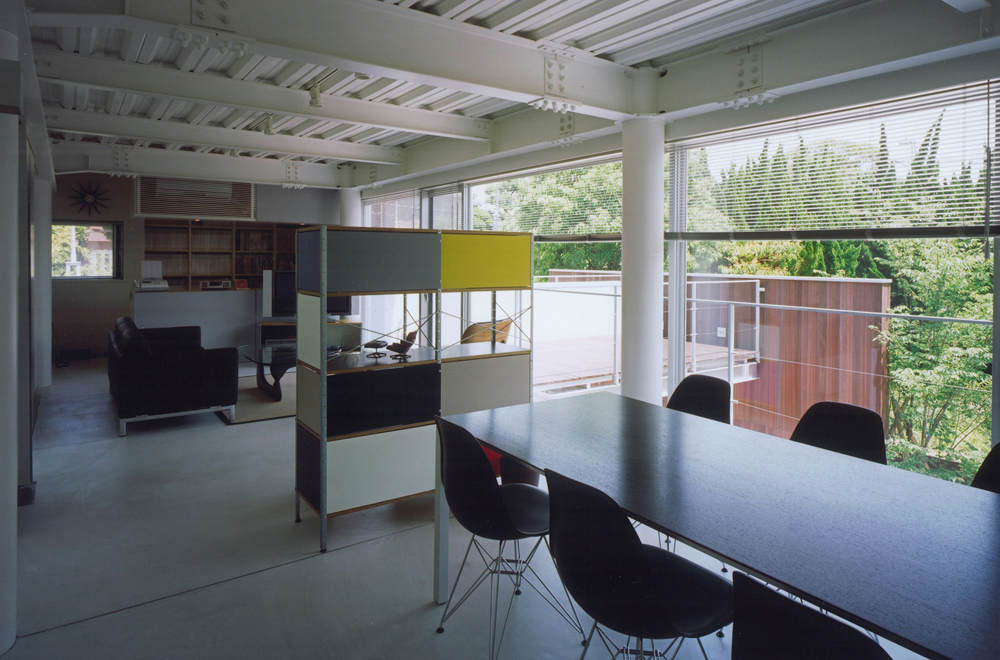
[
  {"x1": 196, "y1": 347, "x2": 239, "y2": 407},
  {"x1": 130, "y1": 346, "x2": 238, "y2": 416},
  {"x1": 143, "y1": 326, "x2": 202, "y2": 353}
]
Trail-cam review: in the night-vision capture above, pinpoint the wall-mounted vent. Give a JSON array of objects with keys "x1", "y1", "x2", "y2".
[{"x1": 135, "y1": 176, "x2": 256, "y2": 220}]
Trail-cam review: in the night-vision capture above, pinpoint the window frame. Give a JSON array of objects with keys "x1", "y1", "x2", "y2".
[{"x1": 51, "y1": 220, "x2": 123, "y2": 280}]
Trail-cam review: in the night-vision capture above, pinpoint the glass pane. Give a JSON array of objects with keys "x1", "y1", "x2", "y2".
[
  {"x1": 364, "y1": 194, "x2": 419, "y2": 228},
  {"x1": 52, "y1": 224, "x2": 115, "y2": 278},
  {"x1": 533, "y1": 273, "x2": 622, "y2": 400},
  {"x1": 687, "y1": 238, "x2": 992, "y2": 484},
  {"x1": 469, "y1": 161, "x2": 623, "y2": 235},
  {"x1": 425, "y1": 191, "x2": 462, "y2": 230}
]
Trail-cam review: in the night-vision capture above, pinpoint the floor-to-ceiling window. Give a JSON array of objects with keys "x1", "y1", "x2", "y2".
[{"x1": 670, "y1": 79, "x2": 997, "y2": 483}]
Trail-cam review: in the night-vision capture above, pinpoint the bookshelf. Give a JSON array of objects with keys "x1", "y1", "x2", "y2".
[{"x1": 143, "y1": 220, "x2": 303, "y2": 291}]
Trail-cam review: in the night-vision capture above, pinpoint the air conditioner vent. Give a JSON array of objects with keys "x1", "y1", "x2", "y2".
[{"x1": 135, "y1": 176, "x2": 256, "y2": 220}]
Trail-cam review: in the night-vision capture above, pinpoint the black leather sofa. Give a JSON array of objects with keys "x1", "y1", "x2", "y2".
[{"x1": 107, "y1": 317, "x2": 238, "y2": 436}]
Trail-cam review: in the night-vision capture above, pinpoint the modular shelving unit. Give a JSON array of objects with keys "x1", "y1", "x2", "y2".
[{"x1": 293, "y1": 226, "x2": 533, "y2": 551}]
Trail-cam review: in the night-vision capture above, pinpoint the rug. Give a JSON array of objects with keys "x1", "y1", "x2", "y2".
[{"x1": 220, "y1": 373, "x2": 296, "y2": 424}]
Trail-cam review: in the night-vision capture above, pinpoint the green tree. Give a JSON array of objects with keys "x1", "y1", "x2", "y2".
[
  {"x1": 51, "y1": 225, "x2": 90, "y2": 276},
  {"x1": 484, "y1": 162, "x2": 624, "y2": 275}
]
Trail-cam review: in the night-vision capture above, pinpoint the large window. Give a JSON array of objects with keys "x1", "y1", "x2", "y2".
[
  {"x1": 355, "y1": 79, "x2": 997, "y2": 484},
  {"x1": 676, "y1": 79, "x2": 997, "y2": 484},
  {"x1": 52, "y1": 222, "x2": 120, "y2": 279}
]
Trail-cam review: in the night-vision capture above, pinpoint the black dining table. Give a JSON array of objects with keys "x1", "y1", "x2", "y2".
[{"x1": 434, "y1": 392, "x2": 1000, "y2": 660}]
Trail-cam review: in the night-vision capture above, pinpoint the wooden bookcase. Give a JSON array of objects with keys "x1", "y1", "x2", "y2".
[{"x1": 142, "y1": 219, "x2": 299, "y2": 291}]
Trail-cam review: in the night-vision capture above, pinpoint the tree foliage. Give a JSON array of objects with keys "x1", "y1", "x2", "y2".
[
  {"x1": 51, "y1": 224, "x2": 91, "y2": 277},
  {"x1": 692, "y1": 115, "x2": 992, "y2": 460}
]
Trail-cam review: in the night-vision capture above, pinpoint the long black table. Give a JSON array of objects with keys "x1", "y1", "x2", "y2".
[{"x1": 435, "y1": 392, "x2": 1000, "y2": 660}]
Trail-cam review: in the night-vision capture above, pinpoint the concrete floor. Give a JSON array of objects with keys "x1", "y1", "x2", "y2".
[{"x1": 7, "y1": 359, "x2": 923, "y2": 659}]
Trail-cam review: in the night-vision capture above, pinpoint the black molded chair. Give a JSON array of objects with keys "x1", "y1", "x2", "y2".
[
  {"x1": 971, "y1": 443, "x2": 1000, "y2": 494},
  {"x1": 732, "y1": 572, "x2": 892, "y2": 659},
  {"x1": 664, "y1": 374, "x2": 731, "y2": 566},
  {"x1": 666, "y1": 374, "x2": 731, "y2": 424},
  {"x1": 435, "y1": 418, "x2": 583, "y2": 659},
  {"x1": 545, "y1": 469, "x2": 734, "y2": 660},
  {"x1": 790, "y1": 401, "x2": 887, "y2": 465}
]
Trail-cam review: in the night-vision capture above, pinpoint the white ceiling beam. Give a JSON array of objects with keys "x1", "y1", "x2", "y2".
[
  {"x1": 44, "y1": 107, "x2": 404, "y2": 164},
  {"x1": 656, "y1": 0, "x2": 1000, "y2": 120},
  {"x1": 616, "y1": 0, "x2": 845, "y2": 66},
  {"x1": 939, "y1": 0, "x2": 990, "y2": 11},
  {"x1": 50, "y1": 142, "x2": 349, "y2": 188},
  {"x1": 32, "y1": 47, "x2": 493, "y2": 141},
  {"x1": 591, "y1": 0, "x2": 812, "y2": 63},
  {"x1": 27, "y1": 1, "x2": 635, "y2": 120},
  {"x1": 402, "y1": 108, "x2": 618, "y2": 176}
]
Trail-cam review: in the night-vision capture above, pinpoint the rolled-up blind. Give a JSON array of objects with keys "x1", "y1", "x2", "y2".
[{"x1": 672, "y1": 79, "x2": 998, "y2": 241}]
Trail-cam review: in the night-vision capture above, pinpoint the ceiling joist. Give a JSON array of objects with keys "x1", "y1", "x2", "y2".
[
  {"x1": 44, "y1": 107, "x2": 404, "y2": 165},
  {"x1": 32, "y1": 47, "x2": 492, "y2": 141},
  {"x1": 50, "y1": 142, "x2": 348, "y2": 189}
]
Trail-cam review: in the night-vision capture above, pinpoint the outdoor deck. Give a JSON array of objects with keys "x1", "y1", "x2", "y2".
[{"x1": 532, "y1": 336, "x2": 757, "y2": 399}]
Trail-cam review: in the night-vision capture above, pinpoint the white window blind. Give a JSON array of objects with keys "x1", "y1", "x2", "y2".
[
  {"x1": 422, "y1": 185, "x2": 464, "y2": 230},
  {"x1": 674, "y1": 79, "x2": 998, "y2": 241},
  {"x1": 364, "y1": 190, "x2": 420, "y2": 228}
]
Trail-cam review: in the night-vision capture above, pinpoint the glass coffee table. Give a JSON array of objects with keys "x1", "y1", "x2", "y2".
[
  {"x1": 238, "y1": 344, "x2": 299, "y2": 402},
  {"x1": 238, "y1": 343, "x2": 342, "y2": 401}
]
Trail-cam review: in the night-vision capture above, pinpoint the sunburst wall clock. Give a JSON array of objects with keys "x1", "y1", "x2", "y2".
[{"x1": 68, "y1": 181, "x2": 110, "y2": 216}]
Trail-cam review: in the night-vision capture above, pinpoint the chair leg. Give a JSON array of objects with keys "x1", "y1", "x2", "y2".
[
  {"x1": 437, "y1": 535, "x2": 484, "y2": 633},
  {"x1": 696, "y1": 637, "x2": 710, "y2": 660},
  {"x1": 437, "y1": 536, "x2": 526, "y2": 660},
  {"x1": 522, "y1": 536, "x2": 584, "y2": 643},
  {"x1": 579, "y1": 621, "x2": 598, "y2": 660}
]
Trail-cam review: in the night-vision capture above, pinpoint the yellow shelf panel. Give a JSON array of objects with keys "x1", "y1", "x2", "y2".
[{"x1": 440, "y1": 233, "x2": 531, "y2": 290}]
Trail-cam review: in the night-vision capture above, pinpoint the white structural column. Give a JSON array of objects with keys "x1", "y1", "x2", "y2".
[
  {"x1": 339, "y1": 187, "x2": 363, "y2": 227},
  {"x1": 0, "y1": 26, "x2": 18, "y2": 657},
  {"x1": 620, "y1": 115, "x2": 665, "y2": 404},
  {"x1": 31, "y1": 176, "x2": 52, "y2": 388}
]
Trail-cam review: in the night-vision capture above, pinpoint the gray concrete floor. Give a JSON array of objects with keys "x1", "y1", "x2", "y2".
[{"x1": 7, "y1": 359, "x2": 922, "y2": 659}]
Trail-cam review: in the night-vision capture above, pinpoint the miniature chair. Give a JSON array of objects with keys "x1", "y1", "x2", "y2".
[
  {"x1": 732, "y1": 572, "x2": 891, "y2": 659},
  {"x1": 434, "y1": 418, "x2": 584, "y2": 660},
  {"x1": 665, "y1": 374, "x2": 731, "y2": 424},
  {"x1": 363, "y1": 339, "x2": 387, "y2": 359},
  {"x1": 790, "y1": 401, "x2": 887, "y2": 465},
  {"x1": 386, "y1": 330, "x2": 417, "y2": 361},
  {"x1": 971, "y1": 443, "x2": 1000, "y2": 494},
  {"x1": 545, "y1": 469, "x2": 734, "y2": 660}
]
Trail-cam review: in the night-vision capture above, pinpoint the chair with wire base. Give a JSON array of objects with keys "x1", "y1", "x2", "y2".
[
  {"x1": 971, "y1": 443, "x2": 1000, "y2": 494},
  {"x1": 545, "y1": 469, "x2": 734, "y2": 660},
  {"x1": 731, "y1": 572, "x2": 891, "y2": 659},
  {"x1": 665, "y1": 374, "x2": 731, "y2": 425},
  {"x1": 435, "y1": 417, "x2": 585, "y2": 660},
  {"x1": 663, "y1": 374, "x2": 732, "y2": 568},
  {"x1": 789, "y1": 401, "x2": 887, "y2": 465}
]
